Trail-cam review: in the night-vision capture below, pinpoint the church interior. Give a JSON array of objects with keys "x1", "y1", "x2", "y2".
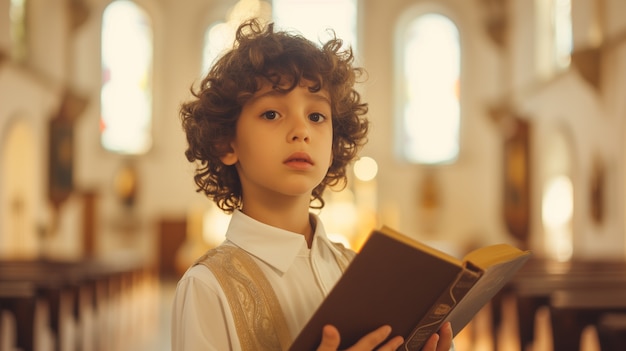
[{"x1": 1, "y1": 0, "x2": 626, "y2": 350}]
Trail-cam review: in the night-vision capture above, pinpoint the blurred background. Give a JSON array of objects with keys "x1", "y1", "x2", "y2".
[{"x1": 1, "y1": 0, "x2": 625, "y2": 350}]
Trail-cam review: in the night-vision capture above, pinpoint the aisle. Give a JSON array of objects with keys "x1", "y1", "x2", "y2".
[{"x1": 139, "y1": 279, "x2": 176, "y2": 351}]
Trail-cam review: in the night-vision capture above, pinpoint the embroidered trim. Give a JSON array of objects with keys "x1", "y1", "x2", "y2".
[
  {"x1": 196, "y1": 246, "x2": 291, "y2": 351},
  {"x1": 195, "y1": 242, "x2": 354, "y2": 351}
]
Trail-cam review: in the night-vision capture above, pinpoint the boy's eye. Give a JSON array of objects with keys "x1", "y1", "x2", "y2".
[
  {"x1": 261, "y1": 111, "x2": 279, "y2": 120},
  {"x1": 309, "y1": 113, "x2": 326, "y2": 123}
]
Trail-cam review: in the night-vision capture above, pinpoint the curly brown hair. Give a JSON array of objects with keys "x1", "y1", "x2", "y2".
[{"x1": 180, "y1": 19, "x2": 369, "y2": 213}]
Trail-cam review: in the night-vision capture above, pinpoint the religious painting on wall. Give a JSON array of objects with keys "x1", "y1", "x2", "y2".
[
  {"x1": 589, "y1": 155, "x2": 605, "y2": 225},
  {"x1": 48, "y1": 91, "x2": 87, "y2": 209},
  {"x1": 503, "y1": 116, "x2": 531, "y2": 246},
  {"x1": 48, "y1": 115, "x2": 74, "y2": 209}
]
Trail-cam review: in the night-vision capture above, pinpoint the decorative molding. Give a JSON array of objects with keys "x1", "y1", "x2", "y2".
[
  {"x1": 605, "y1": 29, "x2": 626, "y2": 50},
  {"x1": 571, "y1": 29, "x2": 626, "y2": 92},
  {"x1": 487, "y1": 100, "x2": 512, "y2": 126},
  {"x1": 571, "y1": 46, "x2": 602, "y2": 91},
  {"x1": 68, "y1": 0, "x2": 91, "y2": 32},
  {"x1": 482, "y1": 0, "x2": 508, "y2": 48},
  {"x1": 58, "y1": 89, "x2": 89, "y2": 123},
  {"x1": 589, "y1": 155, "x2": 605, "y2": 225}
]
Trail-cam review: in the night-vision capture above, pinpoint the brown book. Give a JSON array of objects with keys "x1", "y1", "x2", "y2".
[{"x1": 289, "y1": 226, "x2": 532, "y2": 351}]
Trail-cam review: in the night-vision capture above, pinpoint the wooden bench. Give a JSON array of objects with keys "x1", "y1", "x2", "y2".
[
  {"x1": 549, "y1": 288, "x2": 626, "y2": 350},
  {"x1": 0, "y1": 258, "x2": 151, "y2": 351},
  {"x1": 596, "y1": 313, "x2": 626, "y2": 351},
  {"x1": 0, "y1": 281, "x2": 38, "y2": 351},
  {"x1": 504, "y1": 258, "x2": 626, "y2": 350}
]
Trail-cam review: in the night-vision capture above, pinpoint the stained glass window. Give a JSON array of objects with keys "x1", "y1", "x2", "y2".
[
  {"x1": 202, "y1": 0, "x2": 357, "y2": 74},
  {"x1": 10, "y1": 0, "x2": 27, "y2": 62},
  {"x1": 536, "y1": 0, "x2": 572, "y2": 76},
  {"x1": 398, "y1": 14, "x2": 460, "y2": 164},
  {"x1": 553, "y1": 0, "x2": 572, "y2": 69},
  {"x1": 202, "y1": 0, "x2": 272, "y2": 75},
  {"x1": 202, "y1": 21, "x2": 231, "y2": 76},
  {"x1": 272, "y1": 0, "x2": 357, "y2": 51},
  {"x1": 101, "y1": 0, "x2": 153, "y2": 154}
]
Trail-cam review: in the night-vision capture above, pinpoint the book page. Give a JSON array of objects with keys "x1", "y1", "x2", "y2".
[
  {"x1": 444, "y1": 252, "x2": 531, "y2": 334},
  {"x1": 464, "y1": 244, "x2": 528, "y2": 270}
]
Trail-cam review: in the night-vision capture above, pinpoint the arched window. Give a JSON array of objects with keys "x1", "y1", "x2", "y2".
[
  {"x1": 272, "y1": 0, "x2": 357, "y2": 52},
  {"x1": 9, "y1": 0, "x2": 27, "y2": 62},
  {"x1": 202, "y1": 21, "x2": 232, "y2": 76},
  {"x1": 536, "y1": 0, "x2": 572, "y2": 77},
  {"x1": 101, "y1": 0, "x2": 153, "y2": 154},
  {"x1": 201, "y1": 0, "x2": 357, "y2": 75},
  {"x1": 201, "y1": 0, "x2": 272, "y2": 75},
  {"x1": 553, "y1": 0, "x2": 573, "y2": 69},
  {"x1": 397, "y1": 14, "x2": 460, "y2": 164}
]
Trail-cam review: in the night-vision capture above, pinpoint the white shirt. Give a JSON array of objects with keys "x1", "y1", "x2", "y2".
[{"x1": 171, "y1": 210, "x2": 351, "y2": 351}]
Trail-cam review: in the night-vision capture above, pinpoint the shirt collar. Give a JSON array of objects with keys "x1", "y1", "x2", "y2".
[{"x1": 225, "y1": 210, "x2": 331, "y2": 273}]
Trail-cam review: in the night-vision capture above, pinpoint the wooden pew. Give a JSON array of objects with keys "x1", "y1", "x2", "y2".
[
  {"x1": 0, "y1": 260, "x2": 85, "y2": 350},
  {"x1": 0, "y1": 281, "x2": 38, "y2": 351},
  {"x1": 505, "y1": 258, "x2": 626, "y2": 350},
  {"x1": 596, "y1": 313, "x2": 626, "y2": 351},
  {"x1": 0, "y1": 257, "x2": 151, "y2": 351},
  {"x1": 549, "y1": 288, "x2": 626, "y2": 350}
]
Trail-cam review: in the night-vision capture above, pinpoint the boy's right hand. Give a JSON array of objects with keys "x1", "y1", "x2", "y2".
[
  {"x1": 316, "y1": 324, "x2": 404, "y2": 351},
  {"x1": 315, "y1": 322, "x2": 453, "y2": 351}
]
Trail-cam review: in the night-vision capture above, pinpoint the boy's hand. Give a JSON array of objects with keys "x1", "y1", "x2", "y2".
[
  {"x1": 315, "y1": 322, "x2": 453, "y2": 351},
  {"x1": 421, "y1": 322, "x2": 453, "y2": 351},
  {"x1": 316, "y1": 324, "x2": 404, "y2": 351}
]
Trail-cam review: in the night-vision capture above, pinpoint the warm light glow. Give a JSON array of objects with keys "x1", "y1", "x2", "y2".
[
  {"x1": 542, "y1": 175, "x2": 573, "y2": 227},
  {"x1": 202, "y1": 207, "x2": 232, "y2": 246},
  {"x1": 542, "y1": 175, "x2": 573, "y2": 261},
  {"x1": 354, "y1": 157, "x2": 378, "y2": 182},
  {"x1": 319, "y1": 190, "x2": 358, "y2": 244}
]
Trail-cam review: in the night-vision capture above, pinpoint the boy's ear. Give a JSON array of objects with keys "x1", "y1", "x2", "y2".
[
  {"x1": 220, "y1": 150, "x2": 238, "y2": 166},
  {"x1": 219, "y1": 142, "x2": 238, "y2": 166}
]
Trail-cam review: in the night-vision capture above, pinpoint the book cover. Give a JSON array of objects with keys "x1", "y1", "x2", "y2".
[{"x1": 289, "y1": 227, "x2": 531, "y2": 351}]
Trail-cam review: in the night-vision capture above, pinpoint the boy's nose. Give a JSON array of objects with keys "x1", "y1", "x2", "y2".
[{"x1": 288, "y1": 117, "x2": 310, "y2": 142}]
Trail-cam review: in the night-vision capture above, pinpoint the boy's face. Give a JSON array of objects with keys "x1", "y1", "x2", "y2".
[{"x1": 220, "y1": 79, "x2": 333, "y2": 203}]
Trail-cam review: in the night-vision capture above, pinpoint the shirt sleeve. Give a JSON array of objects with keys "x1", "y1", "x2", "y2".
[{"x1": 171, "y1": 266, "x2": 237, "y2": 351}]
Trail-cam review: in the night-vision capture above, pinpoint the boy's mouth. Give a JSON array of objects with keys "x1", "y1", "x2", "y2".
[{"x1": 284, "y1": 152, "x2": 313, "y2": 166}]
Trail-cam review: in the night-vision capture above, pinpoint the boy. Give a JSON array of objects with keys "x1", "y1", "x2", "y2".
[{"x1": 172, "y1": 19, "x2": 453, "y2": 351}]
